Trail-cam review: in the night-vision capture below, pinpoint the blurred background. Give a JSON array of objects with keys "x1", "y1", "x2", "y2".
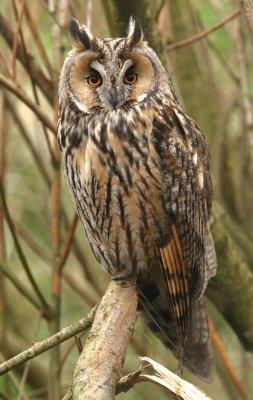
[{"x1": 0, "y1": 0, "x2": 253, "y2": 399}]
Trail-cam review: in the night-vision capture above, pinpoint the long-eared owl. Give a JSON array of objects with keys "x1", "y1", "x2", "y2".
[{"x1": 58, "y1": 17, "x2": 217, "y2": 379}]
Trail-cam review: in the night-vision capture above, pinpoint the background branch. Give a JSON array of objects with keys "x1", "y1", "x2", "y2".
[
  {"x1": 0, "y1": 12, "x2": 54, "y2": 103},
  {"x1": 237, "y1": 0, "x2": 253, "y2": 42},
  {"x1": 0, "y1": 179, "x2": 51, "y2": 317},
  {"x1": 0, "y1": 305, "x2": 97, "y2": 376},
  {"x1": 166, "y1": 9, "x2": 240, "y2": 51},
  {"x1": 0, "y1": 73, "x2": 56, "y2": 134}
]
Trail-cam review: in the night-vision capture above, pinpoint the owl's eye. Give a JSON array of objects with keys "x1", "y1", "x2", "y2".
[
  {"x1": 124, "y1": 71, "x2": 138, "y2": 84},
  {"x1": 87, "y1": 75, "x2": 102, "y2": 87}
]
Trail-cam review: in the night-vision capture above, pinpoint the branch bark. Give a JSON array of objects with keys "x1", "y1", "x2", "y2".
[{"x1": 70, "y1": 280, "x2": 138, "y2": 400}]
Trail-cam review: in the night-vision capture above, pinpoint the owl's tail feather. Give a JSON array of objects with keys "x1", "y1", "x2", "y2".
[{"x1": 138, "y1": 279, "x2": 213, "y2": 381}]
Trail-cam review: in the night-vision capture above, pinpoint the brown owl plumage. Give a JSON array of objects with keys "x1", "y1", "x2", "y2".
[{"x1": 58, "y1": 17, "x2": 217, "y2": 379}]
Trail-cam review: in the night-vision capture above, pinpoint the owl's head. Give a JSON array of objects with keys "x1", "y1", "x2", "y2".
[{"x1": 59, "y1": 17, "x2": 170, "y2": 113}]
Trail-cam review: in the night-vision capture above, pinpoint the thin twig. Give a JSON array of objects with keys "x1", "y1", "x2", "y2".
[
  {"x1": 210, "y1": 319, "x2": 251, "y2": 400},
  {"x1": 15, "y1": 221, "x2": 52, "y2": 264},
  {"x1": 167, "y1": 9, "x2": 240, "y2": 51},
  {"x1": 6, "y1": 94, "x2": 100, "y2": 301},
  {"x1": 237, "y1": 0, "x2": 253, "y2": 43},
  {"x1": 60, "y1": 332, "x2": 86, "y2": 372},
  {"x1": 0, "y1": 391, "x2": 10, "y2": 400},
  {"x1": 60, "y1": 340, "x2": 77, "y2": 371},
  {"x1": 11, "y1": 0, "x2": 25, "y2": 80},
  {"x1": 11, "y1": 0, "x2": 55, "y2": 161},
  {"x1": 40, "y1": 0, "x2": 65, "y2": 32},
  {"x1": 0, "y1": 94, "x2": 8, "y2": 396},
  {"x1": 233, "y1": 15, "x2": 253, "y2": 211},
  {"x1": 17, "y1": 314, "x2": 42, "y2": 400},
  {"x1": 49, "y1": 141, "x2": 62, "y2": 400},
  {"x1": 0, "y1": 352, "x2": 26, "y2": 397},
  {"x1": 4, "y1": 98, "x2": 98, "y2": 304},
  {"x1": 14, "y1": 220, "x2": 97, "y2": 306},
  {"x1": 74, "y1": 336, "x2": 83, "y2": 355},
  {"x1": 115, "y1": 369, "x2": 143, "y2": 395},
  {"x1": 0, "y1": 180, "x2": 51, "y2": 317},
  {"x1": 0, "y1": 261, "x2": 47, "y2": 317},
  {"x1": 0, "y1": 48, "x2": 13, "y2": 78},
  {"x1": 4, "y1": 95, "x2": 99, "y2": 302},
  {"x1": 58, "y1": 0, "x2": 69, "y2": 30},
  {"x1": 0, "y1": 306, "x2": 97, "y2": 376},
  {"x1": 155, "y1": 0, "x2": 167, "y2": 21},
  {"x1": 205, "y1": 38, "x2": 240, "y2": 84},
  {"x1": 23, "y1": 0, "x2": 54, "y2": 79},
  {"x1": 0, "y1": 103, "x2": 101, "y2": 298},
  {"x1": 58, "y1": 213, "x2": 78, "y2": 272},
  {"x1": 69, "y1": 234, "x2": 104, "y2": 297},
  {"x1": 0, "y1": 74, "x2": 56, "y2": 134},
  {"x1": 86, "y1": 0, "x2": 92, "y2": 30},
  {"x1": 62, "y1": 272, "x2": 98, "y2": 305},
  {"x1": 0, "y1": 13, "x2": 54, "y2": 104},
  {"x1": 5, "y1": 95, "x2": 51, "y2": 187},
  {"x1": 48, "y1": 2, "x2": 66, "y2": 392},
  {"x1": 186, "y1": 0, "x2": 220, "y2": 103}
]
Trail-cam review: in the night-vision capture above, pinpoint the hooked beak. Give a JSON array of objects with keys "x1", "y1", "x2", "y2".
[{"x1": 105, "y1": 89, "x2": 124, "y2": 110}]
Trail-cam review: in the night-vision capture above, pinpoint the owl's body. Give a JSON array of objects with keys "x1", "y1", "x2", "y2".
[{"x1": 58, "y1": 19, "x2": 216, "y2": 379}]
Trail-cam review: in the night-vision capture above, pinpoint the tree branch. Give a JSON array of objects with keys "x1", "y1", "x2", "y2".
[
  {"x1": 0, "y1": 13, "x2": 54, "y2": 104},
  {"x1": 209, "y1": 319, "x2": 251, "y2": 400},
  {"x1": 237, "y1": 0, "x2": 253, "y2": 43},
  {"x1": 58, "y1": 213, "x2": 79, "y2": 272},
  {"x1": 0, "y1": 305, "x2": 97, "y2": 376},
  {"x1": 0, "y1": 261, "x2": 46, "y2": 317},
  {"x1": 166, "y1": 9, "x2": 240, "y2": 51},
  {"x1": 70, "y1": 280, "x2": 138, "y2": 400},
  {"x1": 0, "y1": 74, "x2": 56, "y2": 135},
  {"x1": 4, "y1": 95, "x2": 51, "y2": 187},
  {"x1": 0, "y1": 179, "x2": 51, "y2": 318}
]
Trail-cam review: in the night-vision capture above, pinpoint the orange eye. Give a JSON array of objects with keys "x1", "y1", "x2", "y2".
[
  {"x1": 124, "y1": 72, "x2": 138, "y2": 84},
  {"x1": 87, "y1": 75, "x2": 102, "y2": 87}
]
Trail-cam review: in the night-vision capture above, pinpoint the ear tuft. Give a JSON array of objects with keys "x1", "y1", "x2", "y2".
[
  {"x1": 126, "y1": 16, "x2": 143, "y2": 47},
  {"x1": 69, "y1": 18, "x2": 93, "y2": 51}
]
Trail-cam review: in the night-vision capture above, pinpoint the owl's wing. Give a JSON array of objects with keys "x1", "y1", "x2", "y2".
[
  {"x1": 159, "y1": 224, "x2": 189, "y2": 341},
  {"x1": 154, "y1": 101, "x2": 216, "y2": 342}
]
